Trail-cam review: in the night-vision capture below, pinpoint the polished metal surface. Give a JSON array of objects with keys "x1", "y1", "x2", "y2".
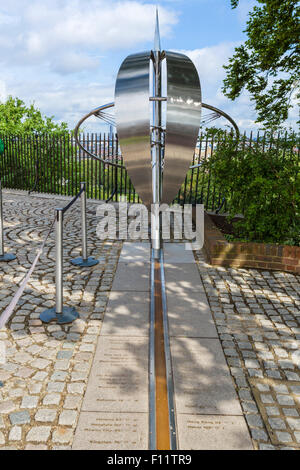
[
  {"x1": 115, "y1": 52, "x2": 152, "y2": 207},
  {"x1": 81, "y1": 182, "x2": 87, "y2": 261},
  {"x1": 151, "y1": 47, "x2": 163, "y2": 254},
  {"x1": 74, "y1": 102, "x2": 124, "y2": 169},
  {"x1": 55, "y1": 208, "x2": 63, "y2": 315},
  {"x1": 163, "y1": 51, "x2": 202, "y2": 205},
  {"x1": 0, "y1": 180, "x2": 4, "y2": 257},
  {"x1": 70, "y1": 182, "x2": 99, "y2": 268},
  {"x1": 202, "y1": 102, "x2": 239, "y2": 137}
]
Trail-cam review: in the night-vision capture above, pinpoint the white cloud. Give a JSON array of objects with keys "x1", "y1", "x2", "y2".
[
  {"x1": 0, "y1": 2, "x2": 297, "y2": 133},
  {"x1": 0, "y1": 80, "x2": 6, "y2": 101},
  {"x1": 0, "y1": 0, "x2": 178, "y2": 130},
  {"x1": 235, "y1": 0, "x2": 256, "y2": 23},
  {"x1": 184, "y1": 42, "x2": 239, "y2": 88},
  {"x1": 0, "y1": 1, "x2": 178, "y2": 73},
  {"x1": 180, "y1": 43, "x2": 298, "y2": 131}
]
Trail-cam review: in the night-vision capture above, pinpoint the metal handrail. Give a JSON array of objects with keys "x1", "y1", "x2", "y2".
[
  {"x1": 74, "y1": 102, "x2": 125, "y2": 169},
  {"x1": 61, "y1": 185, "x2": 85, "y2": 214},
  {"x1": 75, "y1": 101, "x2": 240, "y2": 172}
]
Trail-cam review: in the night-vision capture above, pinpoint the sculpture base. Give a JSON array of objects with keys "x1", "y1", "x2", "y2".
[
  {"x1": 70, "y1": 256, "x2": 99, "y2": 267},
  {"x1": 40, "y1": 307, "x2": 79, "y2": 324},
  {"x1": 0, "y1": 253, "x2": 16, "y2": 262}
]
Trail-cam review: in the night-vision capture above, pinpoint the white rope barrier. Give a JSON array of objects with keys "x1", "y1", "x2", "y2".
[{"x1": 0, "y1": 217, "x2": 55, "y2": 329}]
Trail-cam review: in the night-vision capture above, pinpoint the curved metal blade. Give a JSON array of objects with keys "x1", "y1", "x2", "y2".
[
  {"x1": 163, "y1": 51, "x2": 202, "y2": 204},
  {"x1": 115, "y1": 52, "x2": 152, "y2": 206}
]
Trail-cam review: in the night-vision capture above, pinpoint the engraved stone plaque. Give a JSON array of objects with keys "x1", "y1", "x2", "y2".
[{"x1": 72, "y1": 412, "x2": 148, "y2": 450}]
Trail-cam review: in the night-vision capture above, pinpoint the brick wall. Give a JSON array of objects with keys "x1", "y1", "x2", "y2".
[{"x1": 203, "y1": 213, "x2": 300, "y2": 273}]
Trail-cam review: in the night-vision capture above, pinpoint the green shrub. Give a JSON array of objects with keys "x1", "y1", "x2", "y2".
[{"x1": 204, "y1": 132, "x2": 300, "y2": 245}]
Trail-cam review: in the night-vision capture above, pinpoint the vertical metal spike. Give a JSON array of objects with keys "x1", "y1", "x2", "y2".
[{"x1": 154, "y1": 7, "x2": 161, "y2": 52}]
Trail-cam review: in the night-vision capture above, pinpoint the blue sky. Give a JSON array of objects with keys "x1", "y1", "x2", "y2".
[{"x1": 0, "y1": 0, "x2": 297, "y2": 132}]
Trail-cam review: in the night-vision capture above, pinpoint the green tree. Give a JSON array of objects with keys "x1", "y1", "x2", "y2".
[
  {"x1": 0, "y1": 97, "x2": 73, "y2": 192},
  {"x1": 0, "y1": 96, "x2": 68, "y2": 134},
  {"x1": 204, "y1": 131, "x2": 300, "y2": 245},
  {"x1": 223, "y1": 0, "x2": 300, "y2": 127}
]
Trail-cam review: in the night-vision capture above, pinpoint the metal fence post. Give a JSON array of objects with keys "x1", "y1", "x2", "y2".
[
  {"x1": 70, "y1": 182, "x2": 99, "y2": 268},
  {"x1": 40, "y1": 208, "x2": 78, "y2": 324},
  {"x1": 0, "y1": 180, "x2": 16, "y2": 262}
]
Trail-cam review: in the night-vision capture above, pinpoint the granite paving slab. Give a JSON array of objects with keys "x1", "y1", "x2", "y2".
[
  {"x1": 81, "y1": 336, "x2": 149, "y2": 413},
  {"x1": 171, "y1": 337, "x2": 243, "y2": 416},
  {"x1": 101, "y1": 291, "x2": 149, "y2": 337},
  {"x1": 72, "y1": 411, "x2": 148, "y2": 450},
  {"x1": 177, "y1": 414, "x2": 253, "y2": 450}
]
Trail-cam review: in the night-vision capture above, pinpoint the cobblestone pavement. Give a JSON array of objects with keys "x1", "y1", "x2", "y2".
[
  {"x1": 194, "y1": 250, "x2": 300, "y2": 450},
  {"x1": 1, "y1": 190, "x2": 300, "y2": 450},
  {"x1": 0, "y1": 191, "x2": 122, "y2": 450}
]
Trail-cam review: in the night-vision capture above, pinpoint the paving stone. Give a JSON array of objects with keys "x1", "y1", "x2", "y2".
[
  {"x1": 63, "y1": 395, "x2": 82, "y2": 410},
  {"x1": 101, "y1": 291, "x2": 149, "y2": 337},
  {"x1": 31, "y1": 359, "x2": 50, "y2": 370},
  {"x1": 283, "y1": 408, "x2": 299, "y2": 417},
  {"x1": 111, "y1": 263, "x2": 149, "y2": 291},
  {"x1": 52, "y1": 427, "x2": 74, "y2": 444},
  {"x1": 26, "y1": 426, "x2": 51, "y2": 443},
  {"x1": 250, "y1": 428, "x2": 268, "y2": 442},
  {"x1": 275, "y1": 431, "x2": 292, "y2": 443},
  {"x1": 261, "y1": 394, "x2": 275, "y2": 404},
  {"x1": 177, "y1": 415, "x2": 253, "y2": 450},
  {"x1": 246, "y1": 414, "x2": 264, "y2": 428},
  {"x1": 67, "y1": 383, "x2": 85, "y2": 395},
  {"x1": 9, "y1": 410, "x2": 30, "y2": 425},
  {"x1": 167, "y1": 291, "x2": 218, "y2": 338},
  {"x1": 50, "y1": 371, "x2": 67, "y2": 382},
  {"x1": 58, "y1": 410, "x2": 78, "y2": 427},
  {"x1": 57, "y1": 351, "x2": 73, "y2": 360},
  {"x1": 286, "y1": 417, "x2": 300, "y2": 431},
  {"x1": 277, "y1": 394, "x2": 295, "y2": 406},
  {"x1": 259, "y1": 443, "x2": 276, "y2": 450},
  {"x1": 72, "y1": 412, "x2": 148, "y2": 450},
  {"x1": 0, "y1": 400, "x2": 16, "y2": 414},
  {"x1": 9, "y1": 426, "x2": 22, "y2": 441},
  {"x1": 42, "y1": 393, "x2": 61, "y2": 406},
  {"x1": 268, "y1": 418, "x2": 286, "y2": 430},
  {"x1": 81, "y1": 336, "x2": 148, "y2": 413},
  {"x1": 25, "y1": 444, "x2": 48, "y2": 450},
  {"x1": 35, "y1": 409, "x2": 57, "y2": 423},
  {"x1": 171, "y1": 337, "x2": 242, "y2": 416},
  {"x1": 21, "y1": 395, "x2": 39, "y2": 409},
  {"x1": 47, "y1": 382, "x2": 65, "y2": 392},
  {"x1": 266, "y1": 406, "x2": 280, "y2": 416}
]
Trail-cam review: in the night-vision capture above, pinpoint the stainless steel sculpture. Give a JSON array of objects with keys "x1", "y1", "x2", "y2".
[
  {"x1": 115, "y1": 15, "x2": 202, "y2": 210},
  {"x1": 74, "y1": 10, "x2": 239, "y2": 257},
  {"x1": 163, "y1": 51, "x2": 201, "y2": 205},
  {"x1": 114, "y1": 11, "x2": 202, "y2": 256},
  {"x1": 115, "y1": 52, "x2": 152, "y2": 207}
]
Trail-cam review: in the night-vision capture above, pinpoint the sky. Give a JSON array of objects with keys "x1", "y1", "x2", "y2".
[{"x1": 0, "y1": 0, "x2": 298, "y2": 133}]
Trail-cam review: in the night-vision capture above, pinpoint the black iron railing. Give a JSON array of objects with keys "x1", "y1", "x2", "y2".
[{"x1": 0, "y1": 131, "x2": 298, "y2": 212}]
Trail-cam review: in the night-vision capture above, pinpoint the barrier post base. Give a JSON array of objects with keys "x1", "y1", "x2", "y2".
[
  {"x1": 70, "y1": 256, "x2": 99, "y2": 267},
  {"x1": 0, "y1": 253, "x2": 16, "y2": 262},
  {"x1": 40, "y1": 306, "x2": 79, "y2": 324}
]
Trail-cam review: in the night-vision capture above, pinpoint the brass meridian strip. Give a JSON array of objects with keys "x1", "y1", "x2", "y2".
[{"x1": 154, "y1": 258, "x2": 171, "y2": 450}]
